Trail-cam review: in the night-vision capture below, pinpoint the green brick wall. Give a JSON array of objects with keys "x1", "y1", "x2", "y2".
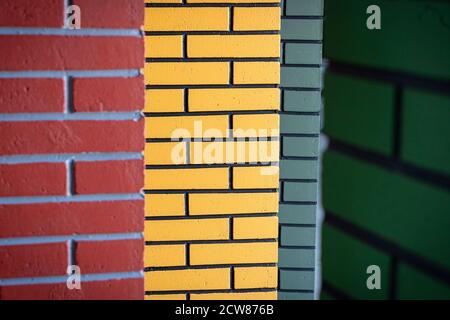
[
  {"x1": 321, "y1": 0, "x2": 450, "y2": 299},
  {"x1": 279, "y1": 0, "x2": 324, "y2": 300}
]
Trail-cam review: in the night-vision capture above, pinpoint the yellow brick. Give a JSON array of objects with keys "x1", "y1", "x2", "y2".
[
  {"x1": 145, "y1": 36, "x2": 183, "y2": 58},
  {"x1": 145, "y1": 142, "x2": 187, "y2": 165},
  {"x1": 188, "y1": 0, "x2": 280, "y2": 3},
  {"x1": 233, "y1": 114, "x2": 279, "y2": 138},
  {"x1": 145, "y1": 194, "x2": 185, "y2": 217},
  {"x1": 234, "y1": 7, "x2": 280, "y2": 31},
  {"x1": 189, "y1": 88, "x2": 280, "y2": 111},
  {"x1": 234, "y1": 62, "x2": 280, "y2": 85},
  {"x1": 233, "y1": 216, "x2": 278, "y2": 240},
  {"x1": 145, "y1": 168, "x2": 229, "y2": 190},
  {"x1": 234, "y1": 266, "x2": 278, "y2": 289},
  {"x1": 190, "y1": 242, "x2": 278, "y2": 265},
  {"x1": 145, "y1": 89, "x2": 184, "y2": 113},
  {"x1": 190, "y1": 140, "x2": 279, "y2": 164},
  {"x1": 145, "y1": 268, "x2": 230, "y2": 291},
  {"x1": 189, "y1": 192, "x2": 279, "y2": 215},
  {"x1": 188, "y1": 35, "x2": 280, "y2": 58},
  {"x1": 145, "y1": 62, "x2": 229, "y2": 85},
  {"x1": 145, "y1": 294, "x2": 186, "y2": 301},
  {"x1": 233, "y1": 166, "x2": 279, "y2": 189},
  {"x1": 146, "y1": 0, "x2": 181, "y2": 3},
  {"x1": 191, "y1": 291, "x2": 277, "y2": 300},
  {"x1": 145, "y1": 218, "x2": 229, "y2": 241},
  {"x1": 144, "y1": 245, "x2": 186, "y2": 267},
  {"x1": 145, "y1": 7, "x2": 229, "y2": 31},
  {"x1": 145, "y1": 115, "x2": 228, "y2": 139}
]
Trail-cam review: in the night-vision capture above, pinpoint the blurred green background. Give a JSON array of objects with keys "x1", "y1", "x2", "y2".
[{"x1": 321, "y1": 0, "x2": 450, "y2": 299}]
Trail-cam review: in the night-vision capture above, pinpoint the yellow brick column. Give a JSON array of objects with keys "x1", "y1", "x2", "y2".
[{"x1": 143, "y1": 0, "x2": 280, "y2": 300}]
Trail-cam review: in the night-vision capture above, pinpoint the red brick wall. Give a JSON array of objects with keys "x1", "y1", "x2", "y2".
[{"x1": 0, "y1": 0, "x2": 144, "y2": 300}]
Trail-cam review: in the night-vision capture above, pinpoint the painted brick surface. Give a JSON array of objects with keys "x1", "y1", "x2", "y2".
[
  {"x1": 0, "y1": 36, "x2": 143, "y2": 71},
  {"x1": 73, "y1": 77, "x2": 144, "y2": 112},
  {"x1": 144, "y1": 0, "x2": 280, "y2": 300},
  {"x1": 0, "y1": 201, "x2": 143, "y2": 237},
  {"x1": 0, "y1": 243, "x2": 68, "y2": 279},
  {"x1": 0, "y1": 79, "x2": 64, "y2": 113},
  {"x1": 322, "y1": 0, "x2": 450, "y2": 300},
  {"x1": 0, "y1": 0, "x2": 64, "y2": 28},
  {"x1": 0, "y1": 279, "x2": 143, "y2": 300},
  {"x1": 0, "y1": 2, "x2": 144, "y2": 299},
  {"x1": 278, "y1": 0, "x2": 323, "y2": 300}
]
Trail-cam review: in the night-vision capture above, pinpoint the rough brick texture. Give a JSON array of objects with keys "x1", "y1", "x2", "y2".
[
  {"x1": 0, "y1": 279, "x2": 143, "y2": 300},
  {"x1": 73, "y1": 77, "x2": 144, "y2": 112},
  {"x1": 76, "y1": 239, "x2": 144, "y2": 273},
  {"x1": 0, "y1": 163, "x2": 67, "y2": 197},
  {"x1": 0, "y1": 0, "x2": 64, "y2": 28},
  {"x1": 0, "y1": 79, "x2": 64, "y2": 113},
  {"x1": 74, "y1": 160, "x2": 144, "y2": 194},
  {"x1": 73, "y1": 0, "x2": 144, "y2": 29},
  {"x1": 0, "y1": 36, "x2": 143, "y2": 71},
  {"x1": 0, "y1": 120, "x2": 144, "y2": 155},
  {"x1": 0, "y1": 201, "x2": 144, "y2": 238},
  {"x1": 0, "y1": 243, "x2": 68, "y2": 279},
  {"x1": 0, "y1": 1, "x2": 144, "y2": 300}
]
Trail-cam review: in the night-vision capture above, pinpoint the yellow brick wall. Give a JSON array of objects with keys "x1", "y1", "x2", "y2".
[{"x1": 143, "y1": 0, "x2": 280, "y2": 300}]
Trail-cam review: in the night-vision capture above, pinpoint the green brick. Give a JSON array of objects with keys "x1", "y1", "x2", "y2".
[
  {"x1": 401, "y1": 88, "x2": 450, "y2": 176},
  {"x1": 281, "y1": 66, "x2": 321, "y2": 88},
  {"x1": 285, "y1": 43, "x2": 322, "y2": 65},
  {"x1": 281, "y1": 114, "x2": 320, "y2": 134},
  {"x1": 323, "y1": 150, "x2": 450, "y2": 270},
  {"x1": 280, "y1": 270, "x2": 315, "y2": 290},
  {"x1": 285, "y1": 0, "x2": 324, "y2": 16},
  {"x1": 322, "y1": 223, "x2": 391, "y2": 299},
  {"x1": 279, "y1": 247, "x2": 315, "y2": 268},
  {"x1": 282, "y1": 19, "x2": 323, "y2": 40},
  {"x1": 279, "y1": 291, "x2": 314, "y2": 300},
  {"x1": 279, "y1": 203, "x2": 316, "y2": 224},
  {"x1": 397, "y1": 263, "x2": 450, "y2": 300},
  {"x1": 282, "y1": 136, "x2": 319, "y2": 157},
  {"x1": 280, "y1": 159, "x2": 318, "y2": 180},
  {"x1": 281, "y1": 226, "x2": 315, "y2": 246},
  {"x1": 324, "y1": 0, "x2": 450, "y2": 79},
  {"x1": 283, "y1": 181, "x2": 318, "y2": 202},
  {"x1": 324, "y1": 72, "x2": 395, "y2": 155},
  {"x1": 283, "y1": 90, "x2": 321, "y2": 112}
]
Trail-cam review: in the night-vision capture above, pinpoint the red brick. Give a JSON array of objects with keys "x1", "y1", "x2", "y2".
[
  {"x1": 0, "y1": 36, "x2": 143, "y2": 71},
  {"x1": 0, "y1": 120, "x2": 144, "y2": 155},
  {"x1": 0, "y1": 163, "x2": 66, "y2": 197},
  {"x1": 0, "y1": 243, "x2": 67, "y2": 279},
  {"x1": 0, "y1": 79, "x2": 64, "y2": 113},
  {"x1": 73, "y1": 77, "x2": 144, "y2": 112},
  {"x1": 73, "y1": 0, "x2": 143, "y2": 29},
  {"x1": 74, "y1": 160, "x2": 143, "y2": 194},
  {"x1": 0, "y1": 278, "x2": 143, "y2": 300},
  {"x1": 0, "y1": 201, "x2": 144, "y2": 238},
  {"x1": 76, "y1": 239, "x2": 143, "y2": 274},
  {"x1": 0, "y1": 0, "x2": 63, "y2": 28}
]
